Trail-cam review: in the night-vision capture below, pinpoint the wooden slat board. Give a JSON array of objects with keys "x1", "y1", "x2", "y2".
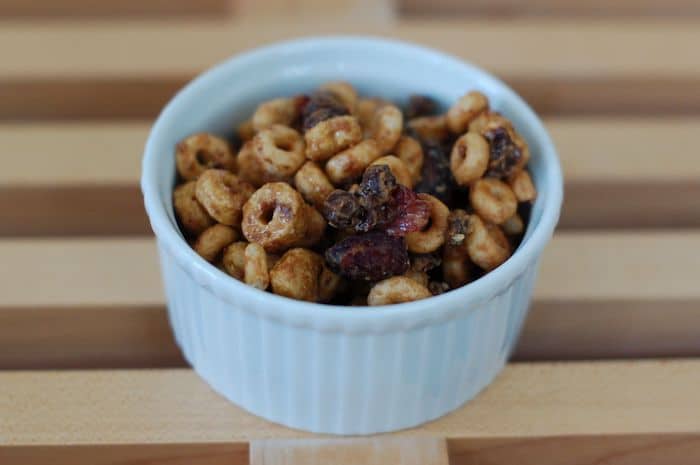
[
  {"x1": 0, "y1": 0, "x2": 231, "y2": 17},
  {"x1": 1, "y1": 233, "x2": 698, "y2": 368},
  {"x1": 1, "y1": 361, "x2": 699, "y2": 465}
]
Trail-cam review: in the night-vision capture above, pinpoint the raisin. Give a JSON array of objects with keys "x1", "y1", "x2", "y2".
[
  {"x1": 301, "y1": 91, "x2": 350, "y2": 131},
  {"x1": 323, "y1": 189, "x2": 364, "y2": 230},
  {"x1": 446, "y1": 209, "x2": 470, "y2": 246},
  {"x1": 411, "y1": 252, "x2": 442, "y2": 273},
  {"x1": 359, "y1": 164, "x2": 397, "y2": 207},
  {"x1": 429, "y1": 281, "x2": 450, "y2": 295},
  {"x1": 415, "y1": 140, "x2": 456, "y2": 204},
  {"x1": 484, "y1": 127, "x2": 521, "y2": 178},
  {"x1": 405, "y1": 94, "x2": 437, "y2": 119},
  {"x1": 382, "y1": 185, "x2": 430, "y2": 236},
  {"x1": 325, "y1": 232, "x2": 409, "y2": 281}
]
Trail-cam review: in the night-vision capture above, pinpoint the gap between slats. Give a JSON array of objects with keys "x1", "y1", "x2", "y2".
[{"x1": 0, "y1": 233, "x2": 698, "y2": 369}]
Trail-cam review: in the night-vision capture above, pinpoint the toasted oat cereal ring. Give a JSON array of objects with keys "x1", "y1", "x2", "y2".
[
  {"x1": 447, "y1": 91, "x2": 489, "y2": 134},
  {"x1": 320, "y1": 81, "x2": 358, "y2": 114},
  {"x1": 468, "y1": 111, "x2": 514, "y2": 135},
  {"x1": 241, "y1": 182, "x2": 307, "y2": 253},
  {"x1": 325, "y1": 139, "x2": 381, "y2": 186},
  {"x1": 194, "y1": 224, "x2": 238, "y2": 262},
  {"x1": 466, "y1": 214, "x2": 511, "y2": 271},
  {"x1": 369, "y1": 104, "x2": 403, "y2": 154},
  {"x1": 252, "y1": 97, "x2": 302, "y2": 131},
  {"x1": 270, "y1": 248, "x2": 323, "y2": 302},
  {"x1": 173, "y1": 181, "x2": 213, "y2": 236},
  {"x1": 394, "y1": 136, "x2": 424, "y2": 184},
  {"x1": 470, "y1": 178, "x2": 518, "y2": 225},
  {"x1": 356, "y1": 98, "x2": 389, "y2": 133},
  {"x1": 407, "y1": 115, "x2": 450, "y2": 143},
  {"x1": 405, "y1": 194, "x2": 449, "y2": 253},
  {"x1": 294, "y1": 160, "x2": 335, "y2": 209},
  {"x1": 318, "y1": 264, "x2": 343, "y2": 303},
  {"x1": 237, "y1": 119, "x2": 256, "y2": 142},
  {"x1": 176, "y1": 133, "x2": 236, "y2": 181},
  {"x1": 442, "y1": 242, "x2": 471, "y2": 288},
  {"x1": 295, "y1": 205, "x2": 327, "y2": 248},
  {"x1": 370, "y1": 155, "x2": 413, "y2": 188},
  {"x1": 195, "y1": 169, "x2": 255, "y2": 226},
  {"x1": 252, "y1": 124, "x2": 305, "y2": 182},
  {"x1": 508, "y1": 169, "x2": 537, "y2": 202},
  {"x1": 243, "y1": 243, "x2": 270, "y2": 290},
  {"x1": 367, "y1": 276, "x2": 431, "y2": 306},
  {"x1": 236, "y1": 140, "x2": 266, "y2": 187},
  {"x1": 502, "y1": 213, "x2": 525, "y2": 236},
  {"x1": 450, "y1": 132, "x2": 489, "y2": 186},
  {"x1": 512, "y1": 133, "x2": 531, "y2": 170},
  {"x1": 403, "y1": 269, "x2": 430, "y2": 288},
  {"x1": 222, "y1": 241, "x2": 248, "y2": 279},
  {"x1": 305, "y1": 115, "x2": 362, "y2": 162}
]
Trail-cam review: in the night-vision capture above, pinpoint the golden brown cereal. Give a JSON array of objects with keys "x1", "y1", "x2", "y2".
[
  {"x1": 173, "y1": 181, "x2": 213, "y2": 236},
  {"x1": 195, "y1": 169, "x2": 254, "y2": 226},
  {"x1": 502, "y1": 213, "x2": 524, "y2": 236},
  {"x1": 305, "y1": 115, "x2": 362, "y2": 162},
  {"x1": 407, "y1": 115, "x2": 450, "y2": 143},
  {"x1": 404, "y1": 269, "x2": 429, "y2": 288},
  {"x1": 469, "y1": 178, "x2": 518, "y2": 225},
  {"x1": 176, "y1": 133, "x2": 236, "y2": 181},
  {"x1": 512, "y1": 134, "x2": 532, "y2": 171},
  {"x1": 241, "y1": 182, "x2": 307, "y2": 253},
  {"x1": 270, "y1": 248, "x2": 323, "y2": 302},
  {"x1": 295, "y1": 205, "x2": 327, "y2": 248},
  {"x1": 318, "y1": 264, "x2": 343, "y2": 302},
  {"x1": 237, "y1": 119, "x2": 255, "y2": 142},
  {"x1": 394, "y1": 136, "x2": 424, "y2": 184},
  {"x1": 447, "y1": 91, "x2": 489, "y2": 134},
  {"x1": 252, "y1": 97, "x2": 301, "y2": 131},
  {"x1": 367, "y1": 276, "x2": 431, "y2": 306},
  {"x1": 325, "y1": 139, "x2": 381, "y2": 185},
  {"x1": 236, "y1": 140, "x2": 265, "y2": 187},
  {"x1": 244, "y1": 243, "x2": 270, "y2": 290},
  {"x1": 466, "y1": 215, "x2": 511, "y2": 271},
  {"x1": 508, "y1": 169, "x2": 537, "y2": 202},
  {"x1": 369, "y1": 104, "x2": 403, "y2": 154},
  {"x1": 252, "y1": 124, "x2": 305, "y2": 182},
  {"x1": 450, "y1": 132, "x2": 489, "y2": 186},
  {"x1": 468, "y1": 111, "x2": 513, "y2": 136},
  {"x1": 442, "y1": 243, "x2": 470, "y2": 288},
  {"x1": 194, "y1": 224, "x2": 238, "y2": 262},
  {"x1": 294, "y1": 160, "x2": 334, "y2": 208},
  {"x1": 356, "y1": 98, "x2": 388, "y2": 132},
  {"x1": 320, "y1": 81, "x2": 358, "y2": 114},
  {"x1": 405, "y1": 194, "x2": 449, "y2": 253},
  {"x1": 222, "y1": 241, "x2": 247, "y2": 279},
  {"x1": 370, "y1": 155, "x2": 413, "y2": 188}
]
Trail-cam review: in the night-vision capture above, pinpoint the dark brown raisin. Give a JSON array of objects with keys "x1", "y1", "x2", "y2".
[
  {"x1": 483, "y1": 127, "x2": 522, "y2": 178},
  {"x1": 301, "y1": 91, "x2": 350, "y2": 131},
  {"x1": 359, "y1": 164, "x2": 397, "y2": 207},
  {"x1": 446, "y1": 209, "x2": 470, "y2": 246},
  {"x1": 405, "y1": 94, "x2": 437, "y2": 119},
  {"x1": 325, "y1": 232, "x2": 409, "y2": 281},
  {"x1": 382, "y1": 185, "x2": 430, "y2": 236},
  {"x1": 415, "y1": 140, "x2": 456, "y2": 204},
  {"x1": 411, "y1": 253, "x2": 442, "y2": 272},
  {"x1": 323, "y1": 190, "x2": 364, "y2": 230}
]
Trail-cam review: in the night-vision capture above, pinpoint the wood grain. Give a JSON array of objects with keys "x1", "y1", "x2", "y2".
[
  {"x1": 1, "y1": 233, "x2": 699, "y2": 368},
  {"x1": 0, "y1": 0, "x2": 231, "y2": 18}
]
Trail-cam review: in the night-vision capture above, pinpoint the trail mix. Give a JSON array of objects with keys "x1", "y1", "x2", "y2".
[{"x1": 172, "y1": 83, "x2": 536, "y2": 305}]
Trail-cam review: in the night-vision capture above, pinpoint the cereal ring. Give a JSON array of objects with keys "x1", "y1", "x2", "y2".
[
  {"x1": 195, "y1": 169, "x2": 255, "y2": 226},
  {"x1": 318, "y1": 264, "x2": 343, "y2": 303},
  {"x1": 270, "y1": 248, "x2": 323, "y2": 302},
  {"x1": 369, "y1": 104, "x2": 403, "y2": 154},
  {"x1": 194, "y1": 224, "x2": 238, "y2": 262},
  {"x1": 241, "y1": 182, "x2": 307, "y2": 253},
  {"x1": 325, "y1": 139, "x2": 381, "y2": 186},
  {"x1": 502, "y1": 213, "x2": 524, "y2": 236},
  {"x1": 305, "y1": 115, "x2": 362, "y2": 162},
  {"x1": 356, "y1": 98, "x2": 388, "y2": 133},
  {"x1": 407, "y1": 115, "x2": 450, "y2": 143},
  {"x1": 236, "y1": 140, "x2": 265, "y2": 187},
  {"x1": 367, "y1": 276, "x2": 431, "y2": 306},
  {"x1": 173, "y1": 181, "x2": 213, "y2": 236},
  {"x1": 370, "y1": 155, "x2": 413, "y2": 188},
  {"x1": 447, "y1": 91, "x2": 489, "y2": 134},
  {"x1": 468, "y1": 111, "x2": 513, "y2": 136},
  {"x1": 405, "y1": 194, "x2": 449, "y2": 253},
  {"x1": 320, "y1": 81, "x2": 358, "y2": 114},
  {"x1": 469, "y1": 178, "x2": 517, "y2": 225},
  {"x1": 243, "y1": 243, "x2": 270, "y2": 290},
  {"x1": 176, "y1": 133, "x2": 236, "y2": 181},
  {"x1": 466, "y1": 215, "x2": 511, "y2": 271},
  {"x1": 237, "y1": 119, "x2": 255, "y2": 142},
  {"x1": 450, "y1": 132, "x2": 489, "y2": 186},
  {"x1": 222, "y1": 241, "x2": 247, "y2": 279},
  {"x1": 442, "y1": 243, "x2": 470, "y2": 288},
  {"x1": 508, "y1": 169, "x2": 537, "y2": 202},
  {"x1": 394, "y1": 136, "x2": 424, "y2": 184},
  {"x1": 295, "y1": 205, "x2": 327, "y2": 248},
  {"x1": 404, "y1": 269, "x2": 429, "y2": 288},
  {"x1": 252, "y1": 97, "x2": 302, "y2": 131},
  {"x1": 512, "y1": 133, "x2": 531, "y2": 170},
  {"x1": 252, "y1": 124, "x2": 305, "y2": 182},
  {"x1": 294, "y1": 160, "x2": 334, "y2": 208}
]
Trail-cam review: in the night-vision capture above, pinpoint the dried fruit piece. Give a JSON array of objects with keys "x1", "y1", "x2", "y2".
[
  {"x1": 429, "y1": 281, "x2": 450, "y2": 295},
  {"x1": 446, "y1": 209, "x2": 470, "y2": 246},
  {"x1": 405, "y1": 94, "x2": 437, "y2": 119},
  {"x1": 323, "y1": 189, "x2": 364, "y2": 230},
  {"x1": 359, "y1": 164, "x2": 397, "y2": 207},
  {"x1": 484, "y1": 126, "x2": 522, "y2": 178},
  {"x1": 414, "y1": 140, "x2": 456, "y2": 204},
  {"x1": 382, "y1": 185, "x2": 430, "y2": 237},
  {"x1": 301, "y1": 91, "x2": 349, "y2": 131},
  {"x1": 325, "y1": 232, "x2": 409, "y2": 281},
  {"x1": 410, "y1": 252, "x2": 442, "y2": 272}
]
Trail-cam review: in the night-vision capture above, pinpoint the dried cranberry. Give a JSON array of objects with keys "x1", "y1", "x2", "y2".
[
  {"x1": 483, "y1": 127, "x2": 521, "y2": 178},
  {"x1": 325, "y1": 232, "x2": 409, "y2": 281},
  {"x1": 405, "y1": 94, "x2": 437, "y2": 119},
  {"x1": 301, "y1": 91, "x2": 350, "y2": 131},
  {"x1": 323, "y1": 190, "x2": 364, "y2": 230},
  {"x1": 382, "y1": 185, "x2": 430, "y2": 236},
  {"x1": 415, "y1": 141, "x2": 456, "y2": 204}
]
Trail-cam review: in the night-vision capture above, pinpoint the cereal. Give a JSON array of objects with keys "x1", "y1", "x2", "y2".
[
  {"x1": 176, "y1": 133, "x2": 236, "y2": 181},
  {"x1": 172, "y1": 83, "x2": 537, "y2": 304},
  {"x1": 469, "y1": 178, "x2": 517, "y2": 225},
  {"x1": 367, "y1": 276, "x2": 431, "y2": 306},
  {"x1": 195, "y1": 169, "x2": 255, "y2": 226}
]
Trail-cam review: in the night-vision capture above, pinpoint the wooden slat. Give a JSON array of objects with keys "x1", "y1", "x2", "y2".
[
  {"x1": 1, "y1": 361, "x2": 699, "y2": 465},
  {"x1": 3, "y1": 118, "x2": 699, "y2": 236},
  {"x1": 1, "y1": 233, "x2": 699, "y2": 368},
  {"x1": 0, "y1": 0, "x2": 231, "y2": 18},
  {"x1": 0, "y1": 19, "x2": 699, "y2": 118}
]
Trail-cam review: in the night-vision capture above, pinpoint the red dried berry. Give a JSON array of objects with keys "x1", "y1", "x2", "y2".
[
  {"x1": 382, "y1": 185, "x2": 430, "y2": 236},
  {"x1": 325, "y1": 232, "x2": 409, "y2": 281}
]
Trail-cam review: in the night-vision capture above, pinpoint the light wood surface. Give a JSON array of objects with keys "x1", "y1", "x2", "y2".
[{"x1": 0, "y1": 0, "x2": 230, "y2": 17}]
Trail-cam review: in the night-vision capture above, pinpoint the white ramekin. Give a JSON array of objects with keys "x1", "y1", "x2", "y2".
[{"x1": 141, "y1": 37, "x2": 563, "y2": 435}]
